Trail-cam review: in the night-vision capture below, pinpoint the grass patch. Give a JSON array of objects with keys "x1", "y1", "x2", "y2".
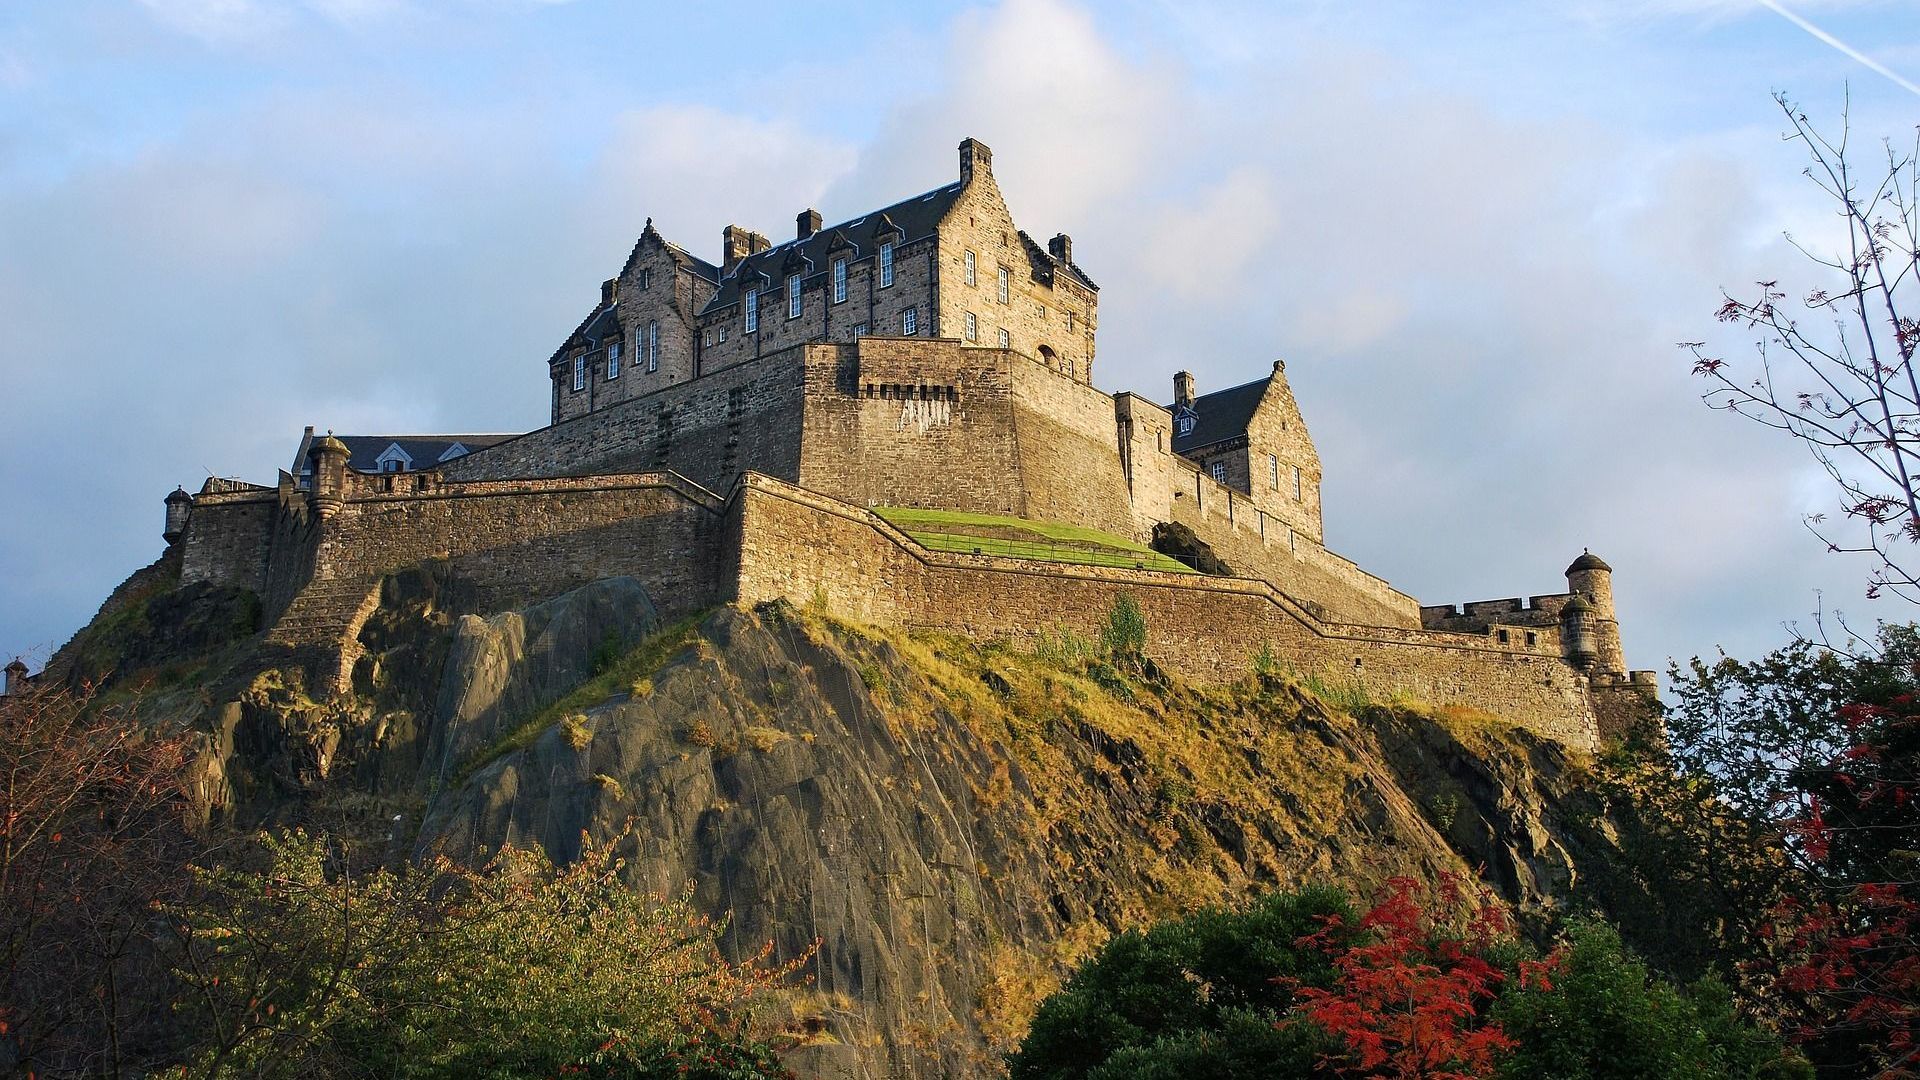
[
  {"x1": 450, "y1": 612, "x2": 707, "y2": 787},
  {"x1": 874, "y1": 507, "x2": 1195, "y2": 575}
]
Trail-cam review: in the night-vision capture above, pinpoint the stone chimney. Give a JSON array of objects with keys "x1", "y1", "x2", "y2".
[
  {"x1": 1048, "y1": 233, "x2": 1072, "y2": 265},
  {"x1": 600, "y1": 277, "x2": 619, "y2": 305},
  {"x1": 959, "y1": 137, "x2": 993, "y2": 185},
  {"x1": 723, "y1": 225, "x2": 770, "y2": 273},
  {"x1": 3, "y1": 660, "x2": 26, "y2": 697},
  {"x1": 796, "y1": 209, "x2": 822, "y2": 240},
  {"x1": 1173, "y1": 371, "x2": 1196, "y2": 409}
]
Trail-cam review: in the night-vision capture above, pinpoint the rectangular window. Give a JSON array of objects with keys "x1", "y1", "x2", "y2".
[
  {"x1": 996, "y1": 266, "x2": 1009, "y2": 304},
  {"x1": 1268, "y1": 454, "x2": 1279, "y2": 490},
  {"x1": 964, "y1": 311, "x2": 977, "y2": 342},
  {"x1": 1210, "y1": 460, "x2": 1228, "y2": 483},
  {"x1": 718, "y1": 327, "x2": 728, "y2": 342},
  {"x1": 744, "y1": 288, "x2": 758, "y2": 333},
  {"x1": 787, "y1": 275, "x2": 802, "y2": 318},
  {"x1": 1067, "y1": 357, "x2": 1077, "y2": 379},
  {"x1": 853, "y1": 323, "x2": 868, "y2": 337},
  {"x1": 902, "y1": 307, "x2": 917, "y2": 335},
  {"x1": 997, "y1": 327, "x2": 1010, "y2": 348},
  {"x1": 1292, "y1": 466, "x2": 1303, "y2": 500},
  {"x1": 647, "y1": 322, "x2": 659, "y2": 372},
  {"x1": 879, "y1": 241, "x2": 894, "y2": 287},
  {"x1": 606, "y1": 341, "x2": 620, "y2": 379},
  {"x1": 703, "y1": 328, "x2": 713, "y2": 346},
  {"x1": 964, "y1": 249, "x2": 976, "y2": 285},
  {"x1": 1288, "y1": 527, "x2": 1297, "y2": 552},
  {"x1": 832, "y1": 258, "x2": 847, "y2": 303},
  {"x1": 1067, "y1": 311, "x2": 1075, "y2": 332},
  {"x1": 639, "y1": 267, "x2": 651, "y2": 290},
  {"x1": 571, "y1": 355, "x2": 585, "y2": 391}
]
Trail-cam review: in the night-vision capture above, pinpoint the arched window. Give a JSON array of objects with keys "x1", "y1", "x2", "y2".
[{"x1": 1038, "y1": 344, "x2": 1057, "y2": 368}]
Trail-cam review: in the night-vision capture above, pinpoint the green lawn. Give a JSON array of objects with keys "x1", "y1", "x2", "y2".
[{"x1": 873, "y1": 507, "x2": 1195, "y2": 574}]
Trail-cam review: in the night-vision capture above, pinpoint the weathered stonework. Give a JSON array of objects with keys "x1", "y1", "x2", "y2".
[{"x1": 155, "y1": 137, "x2": 1657, "y2": 750}]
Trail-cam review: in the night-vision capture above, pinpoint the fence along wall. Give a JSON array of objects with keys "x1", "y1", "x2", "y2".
[{"x1": 727, "y1": 475, "x2": 1603, "y2": 749}]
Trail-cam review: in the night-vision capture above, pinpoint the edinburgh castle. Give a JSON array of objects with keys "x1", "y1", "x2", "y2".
[{"x1": 148, "y1": 138, "x2": 1655, "y2": 750}]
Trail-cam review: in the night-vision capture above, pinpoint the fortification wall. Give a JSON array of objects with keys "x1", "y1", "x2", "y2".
[
  {"x1": 1007, "y1": 358, "x2": 1138, "y2": 538},
  {"x1": 727, "y1": 475, "x2": 1601, "y2": 749},
  {"x1": 796, "y1": 339, "x2": 1024, "y2": 515},
  {"x1": 180, "y1": 485, "x2": 277, "y2": 593},
  {"x1": 444, "y1": 353, "x2": 805, "y2": 494},
  {"x1": 311, "y1": 472, "x2": 725, "y2": 620}
]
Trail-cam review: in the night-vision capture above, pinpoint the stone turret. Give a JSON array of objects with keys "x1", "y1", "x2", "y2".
[
  {"x1": 164, "y1": 486, "x2": 193, "y2": 544},
  {"x1": 4, "y1": 660, "x2": 27, "y2": 697},
  {"x1": 1565, "y1": 550, "x2": 1625, "y2": 673},
  {"x1": 1559, "y1": 592, "x2": 1596, "y2": 671},
  {"x1": 307, "y1": 433, "x2": 351, "y2": 520}
]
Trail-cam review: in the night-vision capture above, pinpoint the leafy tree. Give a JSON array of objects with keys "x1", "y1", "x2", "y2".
[
  {"x1": 0, "y1": 685, "x2": 202, "y2": 1077},
  {"x1": 1283, "y1": 876, "x2": 1516, "y2": 1080},
  {"x1": 167, "y1": 828, "x2": 806, "y2": 1079},
  {"x1": 1008, "y1": 885, "x2": 1348, "y2": 1079},
  {"x1": 1494, "y1": 920, "x2": 1810, "y2": 1080}
]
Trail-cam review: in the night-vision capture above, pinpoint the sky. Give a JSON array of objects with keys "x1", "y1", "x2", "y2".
[{"x1": 3, "y1": 0, "x2": 1920, "y2": 678}]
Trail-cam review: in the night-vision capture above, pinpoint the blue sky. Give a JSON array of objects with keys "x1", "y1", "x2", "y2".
[{"x1": 3, "y1": 0, "x2": 1920, "y2": 675}]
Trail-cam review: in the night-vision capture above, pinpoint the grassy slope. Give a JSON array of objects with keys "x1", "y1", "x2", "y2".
[{"x1": 873, "y1": 507, "x2": 1195, "y2": 574}]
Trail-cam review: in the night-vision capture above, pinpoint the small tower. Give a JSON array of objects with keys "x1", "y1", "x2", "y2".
[
  {"x1": 1565, "y1": 550, "x2": 1625, "y2": 674},
  {"x1": 307, "y1": 433, "x2": 351, "y2": 520},
  {"x1": 164, "y1": 486, "x2": 193, "y2": 544},
  {"x1": 3, "y1": 660, "x2": 28, "y2": 697},
  {"x1": 1559, "y1": 592, "x2": 1597, "y2": 671}
]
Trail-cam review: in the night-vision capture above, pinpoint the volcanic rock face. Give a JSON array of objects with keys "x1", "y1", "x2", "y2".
[
  {"x1": 409, "y1": 595, "x2": 1622, "y2": 1078},
  {"x1": 65, "y1": 569, "x2": 1642, "y2": 1078}
]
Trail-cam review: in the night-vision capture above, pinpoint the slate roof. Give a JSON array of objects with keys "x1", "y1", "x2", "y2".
[
  {"x1": 699, "y1": 182, "x2": 965, "y2": 313},
  {"x1": 1171, "y1": 376, "x2": 1272, "y2": 455},
  {"x1": 295, "y1": 432, "x2": 519, "y2": 474}
]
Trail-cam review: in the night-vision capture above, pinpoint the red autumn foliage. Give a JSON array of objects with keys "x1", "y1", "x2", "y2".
[{"x1": 1283, "y1": 874, "x2": 1525, "y2": 1080}]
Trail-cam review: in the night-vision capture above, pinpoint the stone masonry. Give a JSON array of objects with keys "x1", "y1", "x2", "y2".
[{"x1": 155, "y1": 138, "x2": 1657, "y2": 750}]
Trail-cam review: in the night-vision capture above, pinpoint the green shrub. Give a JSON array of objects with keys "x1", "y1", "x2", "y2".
[{"x1": 1099, "y1": 594, "x2": 1148, "y2": 667}]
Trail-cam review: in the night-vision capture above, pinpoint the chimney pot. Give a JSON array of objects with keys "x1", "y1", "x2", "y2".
[{"x1": 797, "y1": 209, "x2": 822, "y2": 240}]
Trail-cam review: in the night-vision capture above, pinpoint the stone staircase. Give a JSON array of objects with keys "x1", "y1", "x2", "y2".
[{"x1": 263, "y1": 575, "x2": 384, "y2": 695}]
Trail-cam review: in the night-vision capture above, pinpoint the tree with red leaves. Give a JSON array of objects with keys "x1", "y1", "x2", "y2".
[{"x1": 1283, "y1": 875, "x2": 1517, "y2": 1080}]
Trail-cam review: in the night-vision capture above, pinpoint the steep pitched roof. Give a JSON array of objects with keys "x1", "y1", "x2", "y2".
[
  {"x1": 296, "y1": 434, "x2": 519, "y2": 474},
  {"x1": 619, "y1": 218, "x2": 720, "y2": 283},
  {"x1": 699, "y1": 181, "x2": 966, "y2": 313},
  {"x1": 1171, "y1": 376, "x2": 1270, "y2": 455}
]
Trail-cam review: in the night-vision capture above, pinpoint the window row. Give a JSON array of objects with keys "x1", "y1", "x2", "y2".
[{"x1": 961, "y1": 249, "x2": 1013, "y2": 306}]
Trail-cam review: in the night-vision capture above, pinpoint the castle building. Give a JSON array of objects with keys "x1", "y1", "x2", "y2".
[{"x1": 155, "y1": 138, "x2": 1656, "y2": 750}]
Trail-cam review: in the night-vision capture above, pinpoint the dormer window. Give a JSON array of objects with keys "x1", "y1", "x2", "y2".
[
  {"x1": 787, "y1": 275, "x2": 802, "y2": 319},
  {"x1": 745, "y1": 288, "x2": 759, "y2": 333},
  {"x1": 879, "y1": 241, "x2": 894, "y2": 288},
  {"x1": 1175, "y1": 412, "x2": 1195, "y2": 437},
  {"x1": 606, "y1": 341, "x2": 620, "y2": 379},
  {"x1": 376, "y1": 442, "x2": 414, "y2": 473},
  {"x1": 964, "y1": 250, "x2": 976, "y2": 286},
  {"x1": 996, "y1": 266, "x2": 1009, "y2": 304},
  {"x1": 572, "y1": 355, "x2": 585, "y2": 392},
  {"x1": 832, "y1": 258, "x2": 847, "y2": 303},
  {"x1": 647, "y1": 321, "x2": 660, "y2": 372}
]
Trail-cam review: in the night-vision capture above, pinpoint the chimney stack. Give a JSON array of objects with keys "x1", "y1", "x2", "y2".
[
  {"x1": 723, "y1": 225, "x2": 770, "y2": 273},
  {"x1": 601, "y1": 277, "x2": 619, "y2": 305},
  {"x1": 959, "y1": 137, "x2": 993, "y2": 185},
  {"x1": 1174, "y1": 371, "x2": 1196, "y2": 409},
  {"x1": 4, "y1": 660, "x2": 27, "y2": 697},
  {"x1": 1048, "y1": 233, "x2": 1072, "y2": 265},
  {"x1": 796, "y1": 209, "x2": 822, "y2": 240}
]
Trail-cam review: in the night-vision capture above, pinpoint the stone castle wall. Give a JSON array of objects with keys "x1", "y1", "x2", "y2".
[{"x1": 725, "y1": 475, "x2": 1607, "y2": 748}]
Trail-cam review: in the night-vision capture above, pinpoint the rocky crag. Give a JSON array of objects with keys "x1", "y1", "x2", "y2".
[{"x1": 49, "y1": 567, "x2": 1666, "y2": 1079}]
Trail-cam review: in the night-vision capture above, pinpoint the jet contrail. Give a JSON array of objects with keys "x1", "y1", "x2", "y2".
[{"x1": 1757, "y1": 0, "x2": 1920, "y2": 98}]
